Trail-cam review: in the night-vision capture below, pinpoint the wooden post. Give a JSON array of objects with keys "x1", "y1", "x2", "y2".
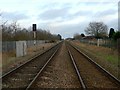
[{"x1": 118, "y1": 39, "x2": 120, "y2": 80}]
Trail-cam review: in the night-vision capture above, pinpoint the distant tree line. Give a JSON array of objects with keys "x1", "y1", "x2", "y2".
[
  {"x1": 84, "y1": 21, "x2": 120, "y2": 41},
  {"x1": 1, "y1": 21, "x2": 61, "y2": 41},
  {"x1": 73, "y1": 21, "x2": 120, "y2": 41}
]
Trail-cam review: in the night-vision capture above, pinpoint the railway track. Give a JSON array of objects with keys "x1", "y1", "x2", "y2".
[
  {"x1": 66, "y1": 41, "x2": 120, "y2": 89},
  {"x1": 1, "y1": 41, "x2": 120, "y2": 89},
  {"x1": 1, "y1": 42, "x2": 62, "y2": 89}
]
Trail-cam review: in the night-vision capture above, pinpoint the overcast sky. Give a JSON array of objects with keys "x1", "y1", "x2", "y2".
[{"x1": 0, "y1": 0, "x2": 119, "y2": 38}]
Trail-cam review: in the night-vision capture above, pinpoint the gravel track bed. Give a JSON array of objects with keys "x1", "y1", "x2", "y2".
[
  {"x1": 2, "y1": 44, "x2": 59, "y2": 89},
  {"x1": 68, "y1": 44, "x2": 119, "y2": 89},
  {"x1": 30, "y1": 42, "x2": 81, "y2": 88}
]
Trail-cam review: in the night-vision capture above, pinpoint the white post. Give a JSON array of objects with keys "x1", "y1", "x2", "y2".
[
  {"x1": 16, "y1": 41, "x2": 26, "y2": 57},
  {"x1": 33, "y1": 31, "x2": 37, "y2": 52},
  {"x1": 33, "y1": 31, "x2": 36, "y2": 45},
  {"x1": 97, "y1": 39, "x2": 100, "y2": 47}
]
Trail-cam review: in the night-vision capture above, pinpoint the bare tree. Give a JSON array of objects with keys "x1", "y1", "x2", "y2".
[{"x1": 85, "y1": 22, "x2": 108, "y2": 38}]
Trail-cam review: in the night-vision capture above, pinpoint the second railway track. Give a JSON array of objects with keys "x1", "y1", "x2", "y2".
[{"x1": 66, "y1": 41, "x2": 120, "y2": 89}]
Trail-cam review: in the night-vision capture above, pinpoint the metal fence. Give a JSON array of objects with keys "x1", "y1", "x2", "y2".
[
  {"x1": 2, "y1": 41, "x2": 16, "y2": 52},
  {"x1": 26, "y1": 40, "x2": 46, "y2": 47},
  {"x1": 1, "y1": 40, "x2": 46, "y2": 52}
]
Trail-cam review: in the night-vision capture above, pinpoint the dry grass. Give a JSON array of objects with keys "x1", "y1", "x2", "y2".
[{"x1": 2, "y1": 51, "x2": 16, "y2": 66}]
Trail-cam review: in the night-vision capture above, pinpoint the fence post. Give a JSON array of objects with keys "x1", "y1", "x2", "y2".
[
  {"x1": 97, "y1": 39, "x2": 100, "y2": 47},
  {"x1": 118, "y1": 39, "x2": 120, "y2": 80}
]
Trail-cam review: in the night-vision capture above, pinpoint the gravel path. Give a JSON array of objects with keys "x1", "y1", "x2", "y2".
[{"x1": 31, "y1": 42, "x2": 80, "y2": 88}]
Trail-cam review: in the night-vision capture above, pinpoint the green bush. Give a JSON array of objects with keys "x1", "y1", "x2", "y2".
[{"x1": 113, "y1": 31, "x2": 120, "y2": 41}]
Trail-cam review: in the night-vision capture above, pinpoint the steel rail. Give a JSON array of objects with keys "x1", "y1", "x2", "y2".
[
  {"x1": 1, "y1": 42, "x2": 61, "y2": 79},
  {"x1": 67, "y1": 46, "x2": 86, "y2": 89},
  {"x1": 26, "y1": 45, "x2": 60, "y2": 90},
  {"x1": 68, "y1": 42, "x2": 120, "y2": 85}
]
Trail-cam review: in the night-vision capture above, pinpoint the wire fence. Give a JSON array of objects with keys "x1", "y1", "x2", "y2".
[
  {"x1": 26, "y1": 40, "x2": 46, "y2": 47},
  {"x1": 2, "y1": 41, "x2": 16, "y2": 52},
  {"x1": 1, "y1": 40, "x2": 47, "y2": 52}
]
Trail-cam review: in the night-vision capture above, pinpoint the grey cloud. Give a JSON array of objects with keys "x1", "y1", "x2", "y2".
[
  {"x1": 94, "y1": 9, "x2": 117, "y2": 17},
  {"x1": 3, "y1": 11, "x2": 29, "y2": 20},
  {"x1": 80, "y1": 2, "x2": 113, "y2": 6},
  {"x1": 38, "y1": 7, "x2": 92, "y2": 23},
  {"x1": 39, "y1": 2, "x2": 60, "y2": 9},
  {"x1": 107, "y1": 18, "x2": 118, "y2": 30},
  {"x1": 73, "y1": 10, "x2": 93, "y2": 17},
  {"x1": 38, "y1": 7, "x2": 70, "y2": 20}
]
